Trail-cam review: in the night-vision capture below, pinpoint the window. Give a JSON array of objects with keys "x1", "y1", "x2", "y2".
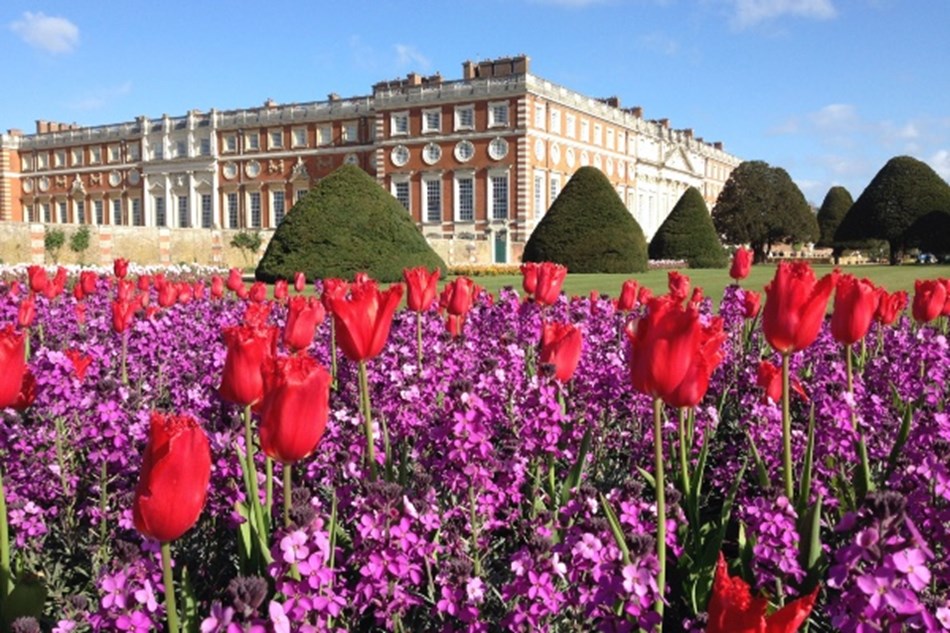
[
  {"x1": 41, "y1": 203, "x2": 51, "y2": 223},
  {"x1": 550, "y1": 174, "x2": 561, "y2": 204},
  {"x1": 617, "y1": 132, "x2": 626, "y2": 154},
  {"x1": 155, "y1": 196, "x2": 167, "y2": 227},
  {"x1": 94, "y1": 200, "x2": 104, "y2": 225},
  {"x1": 71, "y1": 148, "x2": 83, "y2": 166},
  {"x1": 223, "y1": 134, "x2": 238, "y2": 153},
  {"x1": 58, "y1": 201, "x2": 68, "y2": 223},
  {"x1": 75, "y1": 200, "x2": 85, "y2": 224},
  {"x1": 423, "y1": 143, "x2": 442, "y2": 165},
  {"x1": 455, "y1": 105, "x2": 475, "y2": 131},
  {"x1": 391, "y1": 178, "x2": 410, "y2": 211},
  {"x1": 199, "y1": 138, "x2": 212, "y2": 156},
  {"x1": 606, "y1": 128, "x2": 615, "y2": 151},
  {"x1": 152, "y1": 144, "x2": 164, "y2": 160},
  {"x1": 292, "y1": 128, "x2": 308, "y2": 148},
  {"x1": 534, "y1": 171, "x2": 546, "y2": 215},
  {"x1": 226, "y1": 193, "x2": 239, "y2": 228},
  {"x1": 127, "y1": 144, "x2": 140, "y2": 161},
  {"x1": 488, "y1": 137, "x2": 509, "y2": 161},
  {"x1": 178, "y1": 195, "x2": 190, "y2": 228},
  {"x1": 550, "y1": 109, "x2": 561, "y2": 134},
  {"x1": 343, "y1": 122, "x2": 358, "y2": 143},
  {"x1": 37, "y1": 153, "x2": 48, "y2": 169},
  {"x1": 580, "y1": 120, "x2": 590, "y2": 143},
  {"x1": 534, "y1": 103, "x2": 546, "y2": 130},
  {"x1": 391, "y1": 145, "x2": 409, "y2": 167},
  {"x1": 201, "y1": 194, "x2": 213, "y2": 228},
  {"x1": 295, "y1": 189, "x2": 308, "y2": 203},
  {"x1": 422, "y1": 177, "x2": 441, "y2": 223},
  {"x1": 132, "y1": 199, "x2": 143, "y2": 226},
  {"x1": 594, "y1": 124, "x2": 602, "y2": 147},
  {"x1": 176, "y1": 140, "x2": 188, "y2": 158},
  {"x1": 113, "y1": 199, "x2": 123, "y2": 225},
  {"x1": 391, "y1": 112, "x2": 409, "y2": 136},
  {"x1": 109, "y1": 145, "x2": 121, "y2": 163},
  {"x1": 91, "y1": 146, "x2": 102, "y2": 164},
  {"x1": 272, "y1": 190, "x2": 285, "y2": 226},
  {"x1": 422, "y1": 109, "x2": 441, "y2": 134},
  {"x1": 454, "y1": 140, "x2": 474, "y2": 163},
  {"x1": 566, "y1": 114, "x2": 576, "y2": 139},
  {"x1": 245, "y1": 132, "x2": 260, "y2": 151},
  {"x1": 455, "y1": 173, "x2": 474, "y2": 222},
  {"x1": 488, "y1": 102, "x2": 509, "y2": 128},
  {"x1": 249, "y1": 192, "x2": 262, "y2": 228},
  {"x1": 489, "y1": 172, "x2": 508, "y2": 221},
  {"x1": 54, "y1": 151, "x2": 66, "y2": 168},
  {"x1": 269, "y1": 130, "x2": 283, "y2": 149},
  {"x1": 22, "y1": 155, "x2": 33, "y2": 171},
  {"x1": 317, "y1": 125, "x2": 332, "y2": 146}
]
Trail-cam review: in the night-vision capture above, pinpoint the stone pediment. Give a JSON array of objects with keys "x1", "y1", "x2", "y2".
[{"x1": 662, "y1": 146, "x2": 696, "y2": 176}]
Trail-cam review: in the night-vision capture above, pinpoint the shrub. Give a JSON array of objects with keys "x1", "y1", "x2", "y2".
[
  {"x1": 45, "y1": 227, "x2": 65, "y2": 263},
  {"x1": 230, "y1": 230, "x2": 263, "y2": 267},
  {"x1": 523, "y1": 166, "x2": 648, "y2": 273},
  {"x1": 256, "y1": 165, "x2": 446, "y2": 283},
  {"x1": 648, "y1": 187, "x2": 726, "y2": 268},
  {"x1": 69, "y1": 225, "x2": 92, "y2": 265}
]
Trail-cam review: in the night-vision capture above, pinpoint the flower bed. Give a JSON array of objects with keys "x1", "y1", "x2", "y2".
[{"x1": 0, "y1": 261, "x2": 947, "y2": 632}]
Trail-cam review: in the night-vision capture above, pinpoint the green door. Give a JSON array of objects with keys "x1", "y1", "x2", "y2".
[{"x1": 494, "y1": 231, "x2": 507, "y2": 264}]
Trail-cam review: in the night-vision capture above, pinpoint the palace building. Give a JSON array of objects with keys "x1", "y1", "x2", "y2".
[{"x1": 0, "y1": 55, "x2": 741, "y2": 266}]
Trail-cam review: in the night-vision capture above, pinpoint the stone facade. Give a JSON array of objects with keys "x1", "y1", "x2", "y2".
[{"x1": 0, "y1": 55, "x2": 741, "y2": 267}]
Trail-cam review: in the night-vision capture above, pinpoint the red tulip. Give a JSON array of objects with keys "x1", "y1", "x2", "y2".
[
  {"x1": 757, "y1": 361, "x2": 808, "y2": 404},
  {"x1": 521, "y1": 262, "x2": 539, "y2": 296},
  {"x1": 404, "y1": 267, "x2": 441, "y2": 312},
  {"x1": 226, "y1": 268, "x2": 244, "y2": 294},
  {"x1": 17, "y1": 297, "x2": 36, "y2": 329},
  {"x1": 284, "y1": 296, "x2": 325, "y2": 352},
  {"x1": 912, "y1": 279, "x2": 947, "y2": 324},
  {"x1": 75, "y1": 303, "x2": 86, "y2": 326},
  {"x1": 177, "y1": 282, "x2": 193, "y2": 305},
  {"x1": 293, "y1": 271, "x2": 306, "y2": 293},
  {"x1": 249, "y1": 282, "x2": 268, "y2": 303},
  {"x1": 707, "y1": 552, "x2": 819, "y2": 633},
  {"x1": 441, "y1": 277, "x2": 477, "y2": 317},
  {"x1": 259, "y1": 355, "x2": 331, "y2": 464},
  {"x1": 116, "y1": 279, "x2": 135, "y2": 303},
  {"x1": 210, "y1": 275, "x2": 225, "y2": 299},
  {"x1": 133, "y1": 412, "x2": 211, "y2": 543},
  {"x1": 626, "y1": 296, "x2": 725, "y2": 408},
  {"x1": 11, "y1": 370, "x2": 36, "y2": 411},
  {"x1": 27, "y1": 266, "x2": 48, "y2": 294},
  {"x1": 193, "y1": 281, "x2": 206, "y2": 301},
  {"x1": 325, "y1": 278, "x2": 403, "y2": 362},
  {"x1": 114, "y1": 258, "x2": 130, "y2": 279},
  {"x1": 80, "y1": 271, "x2": 98, "y2": 295},
  {"x1": 943, "y1": 279, "x2": 950, "y2": 317},
  {"x1": 0, "y1": 326, "x2": 27, "y2": 409},
  {"x1": 446, "y1": 314, "x2": 465, "y2": 338},
  {"x1": 72, "y1": 283, "x2": 85, "y2": 302},
  {"x1": 762, "y1": 263, "x2": 838, "y2": 355},
  {"x1": 742, "y1": 289, "x2": 762, "y2": 320},
  {"x1": 243, "y1": 302, "x2": 273, "y2": 329},
  {"x1": 617, "y1": 280, "x2": 639, "y2": 312},
  {"x1": 219, "y1": 324, "x2": 276, "y2": 406},
  {"x1": 874, "y1": 290, "x2": 907, "y2": 326},
  {"x1": 137, "y1": 275, "x2": 152, "y2": 292},
  {"x1": 7, "y1": 281, "x2": 21, "y2": 298},
  {"x1": 540, "y1": 322, "x2": 583, "y2": 382},
  {"x1": 668, "y1": 271, "x2": 690, "y2": 304},
  {"x1": 158, "y1": 283, "x2": 178, "y2": 308},
  {"x1": 689, "y1": 287, "x2": 705, "y2": 310},
  {"x1": 45, "y1": 267, "x2": 68, "y2": 300},
  {"x1": 830, "y1": 275, "x2": 880, "y2": 345},
  {"x1": 274, "y1": 279, "x2": 289, "y2": 302},
  {"x1": 730, "y1": 247, "x2": 753, "y2": 282},
  {"x1": 64, "y1": 349, "x2": 92, "y2": 381},
  {"x1": 112, "y1": 299, "x2": 136, "y2": 333},
  {"x1": 534, "y1": 262, "x2": 567, "y2": 306},
  {"x1": 638, "y1": 286, "x2": 653, "y2": 305},
  {"x1": 321, "y1": 278, "x2": 350, "y2": 314}
]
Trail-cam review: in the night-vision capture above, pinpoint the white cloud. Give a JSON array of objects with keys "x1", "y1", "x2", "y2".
[
  {"x1": 10, "y1": 12, "x2": 79, "y2": 54},
  {"x1": 68, "y1": 81, "x2": 133, "y2": 111},
  {"x1": 394, "y1": 44, "x2": 431, "y2": 69},
  {"x1": 730, "y1": 0, "x2": 836, "y2": 29},
  {"x1": 931, "y1": 149, "x2": 950, "y2": 182},
  {"x1": 809, "y1": 103, "x2": 858, "y2": 130}
]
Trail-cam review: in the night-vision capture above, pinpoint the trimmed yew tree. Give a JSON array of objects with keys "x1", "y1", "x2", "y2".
[
  {"x1": 816, "y1": 186, "x2": 853, "y2": 263},
  {"x1": 836, "y1": 155, "x2": 950, "y2": 264},
  {"x1": 648, "y1": 186, "x2": 727, "y2": 268},
  {"x1": 255, "y1": 165, "x2": 446, "y2": 283},
  {"x1": 523, "y1": 166, "x2": 648, "y2": 273}
]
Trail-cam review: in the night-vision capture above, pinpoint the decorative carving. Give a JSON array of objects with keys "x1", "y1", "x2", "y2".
[
  {"x1": 89, "y1": 172, "x2": 102, "y2": 186},
  {"x1": 267, "y1": 159, "x2": 282, "y2": 175},
  {"x1": 291, "y1": 156, "x2": 309, "y2": 180},
  {"x1": 55, "y1": 175, "x2": 67, "y2": 189}
]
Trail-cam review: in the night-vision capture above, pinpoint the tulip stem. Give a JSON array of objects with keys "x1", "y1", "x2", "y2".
[
  {"x1": 242, "y1": 405, "x2": 266, "y2": 545},
  {"x1": 845, "y1": 344, "x2": 874, "y2": 499},
  {"x1": 0, "y1": 465, "x2": 11, "y2": 604},
  {"x1": 120, "y1": 330, "x2": 128, "y2": 386},
  {"x1": 23, "y1": 327, "x2": 30, "y2": 362},
  {"x1": 358, "y1": 360, "x2": 377, "y2": 482},
  {"x1": 653, "y1": 397, "x2": 666, "y2": 627},
  {"x1": 265, "y1": 457, "x2": 274, "y2": 516},
  {"x1": 782, "y1": 353, "x2": 794, "y2": 503},
  {"x1": 416, "y1": 312, "x2": 424, "y2": 371},
  {"x1": 283, "y1": 464, "x2": 292, "y2": 528},
  {"x1": 677, "y1": 407, "x2": 690, "y2": 501},
  {"x1": 330, "y1": 320, "x2": 338, "y2": 387},
  {"x1": 161, "y1": 541, "x2": 179, "y2": 633}
]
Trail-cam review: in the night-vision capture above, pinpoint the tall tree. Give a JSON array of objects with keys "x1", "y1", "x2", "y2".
[
  {"x1": 648, "y1": 186, "x2": 727, "y2": 268},
  {"x1": 835, "y1": 155, "x2": 950, "y2": 264},
  {"x1": 816, "y1": 186, "x2": 853, "y2": 264},
  {"x1": 712, "y1": 160, "x2": 819, "y2": 263}
]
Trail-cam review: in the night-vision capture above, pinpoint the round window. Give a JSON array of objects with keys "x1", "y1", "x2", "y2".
[
  {"x1": 391, "y1": 145, "x2": 410, "y2": 167},
  {"x1": 245, "y1": 160, "x2": 261, "y2": 178},
  {"x1": 454, "y1": 140, "x2": 474, "y2": 163},
  {"x1": 423, "y1": 143, "x2": 442, "y2": 165},
  {"x1": 488, "y1": 137, "x2": 509, "y2": 160}
]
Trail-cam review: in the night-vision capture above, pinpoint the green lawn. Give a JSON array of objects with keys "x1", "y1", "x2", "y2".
[{"x1": 454, "y1": 263, "x2": 950, "y2": 306}]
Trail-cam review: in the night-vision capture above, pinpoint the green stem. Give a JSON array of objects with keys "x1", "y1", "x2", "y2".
[
  {"x1": 0, "y1": 465, "x2": 11, "y2": 604},
  {"x1": 23, "y1": 328, "x2": 30, "y2": 362},
  {"x1": 469, "y1": 485, "x2": 482, "y2": 576},
  {"x1": 416, "y1": 312, "x2": 424, "y2": 371},
  {"x1": 98, "y1": 460, "x2": 109, "y2": 549},
  {"x1": 121, "y1": 330, "x2": 128, "y2": 385},
  {"x1": 653, "y1": 397, "x2": 666, "y2": 627},
  {"x1": 358, "y1": 360, "x2": 377, "y2": 482},
  {"x1": 678, "y1": 407, "x2": 689, "y2": 500},
  {"x1": 161, "y1": 541, "x2": 179, "y2": 633},
  {"x1": 782, "y1": 352, "x2": 794, "y2": 502},
  {"x1": 283, "y1": 464, "x2": 292, "y2": 528},
  {"x1": 265, "y1": 457, "x2": 274, "y2": 516},
  {"x1": 846, "y1": 344, "x2": 874, "y2": 498},
  {"x1": 330, "y1": 320, "x2": 338, "y2": 386}
]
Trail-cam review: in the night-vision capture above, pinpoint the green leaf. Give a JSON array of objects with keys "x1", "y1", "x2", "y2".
[
  {"x1": 180, "y1": 566, "x2": 200, "y2": 633},
  {"x1": 637, "y1": 467, "x2": 656, "y2": 490},
  {"x1": 599, "y1": 493, "x2": 630, "y2": 565},
  {"x1": 797, "y1": 402, "x2": 816, "y2": 516},
  {"x1": 798, "y1": 493, "x2": 825, "y2": 593},
  {"x1": 744, "y1": 431, "x2": 771, "y2": 491},
  {"x1": 1, "y1": 571, "x2": 47, "y2": 627},
  {"x1": 560, "y1": 425, "x2": 593, "y2": 508}
]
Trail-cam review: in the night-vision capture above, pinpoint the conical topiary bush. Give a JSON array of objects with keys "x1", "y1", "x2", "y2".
[
  {"x1": 255, "y1": 165, "x2": 446, "y2": 283},
  {"x1": 523, "y1": 166, "x2": 648, "y2": 273},
  {"x1": 648, "y1": 186, "x2": 726, "y2": 268}
]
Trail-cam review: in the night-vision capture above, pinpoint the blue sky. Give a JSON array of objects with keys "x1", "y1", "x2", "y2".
[{"x1": 2, "y1": 0, "x2": 948, "y2": 205}]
